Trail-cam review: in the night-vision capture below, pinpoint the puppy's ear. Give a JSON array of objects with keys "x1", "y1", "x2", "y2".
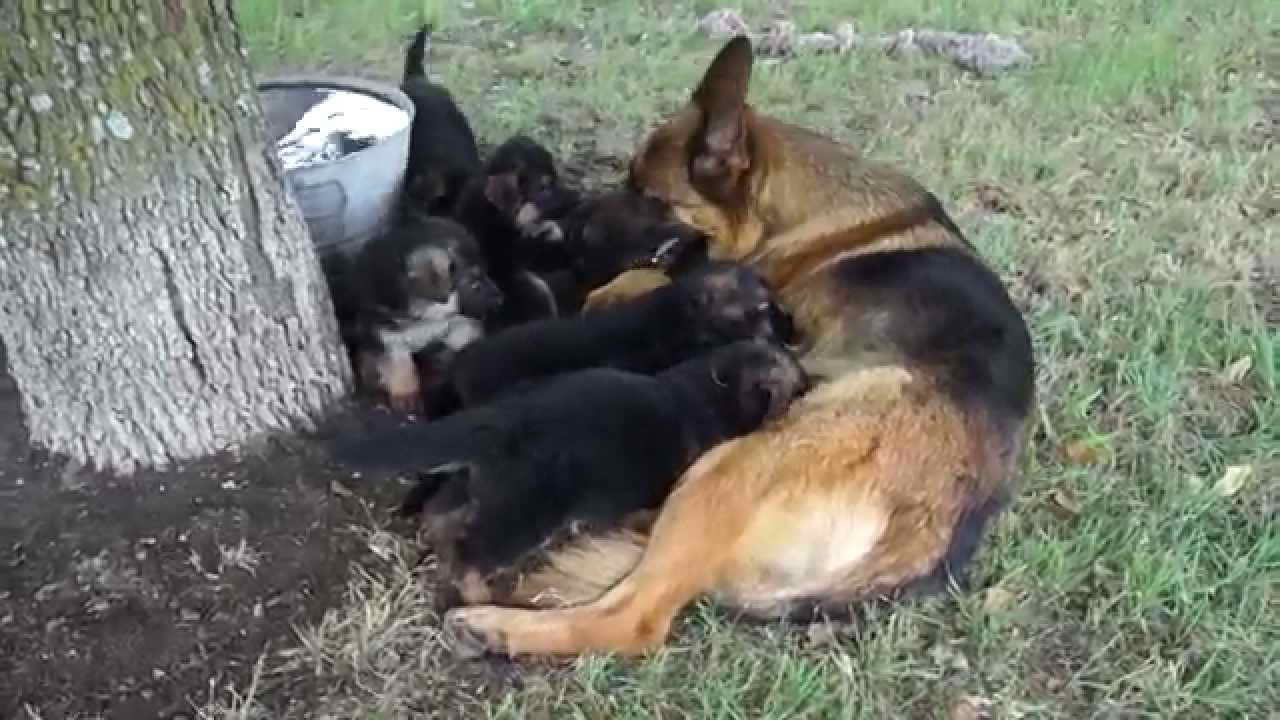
[
  {"x1": 691, "y1": 36, "x2": 754, "y2": 190},
  {"x1": 484, "y1": 172, "x2": 522, "y2": 214},
  {"x1": 662, "y1": 226, "x2": 711, "y2": 273}
]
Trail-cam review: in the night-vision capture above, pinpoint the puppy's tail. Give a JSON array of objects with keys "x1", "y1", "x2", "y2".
[
  {"x1": 506, "y1": 529, "x2": 650, "y2": 608},
  {"x1": 403, "y1": 23, "x2": 433, "y2": 82},
  {"x1": 328, "y1": 412, "x2": 477, "y2": 475}
]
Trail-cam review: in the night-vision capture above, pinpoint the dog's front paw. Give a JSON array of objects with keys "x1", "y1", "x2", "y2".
[{"x1": 442, "y1": 607, "x2": 510, "y2": 659}]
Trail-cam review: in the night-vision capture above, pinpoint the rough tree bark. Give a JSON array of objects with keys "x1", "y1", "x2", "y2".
[{"x1": 0, "y1": 2, "x2": 353, "y2": 474}]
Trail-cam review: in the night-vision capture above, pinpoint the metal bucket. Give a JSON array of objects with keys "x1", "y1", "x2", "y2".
[{"x1": 257, "y1": 75, "x2": 415, "y2": 260}]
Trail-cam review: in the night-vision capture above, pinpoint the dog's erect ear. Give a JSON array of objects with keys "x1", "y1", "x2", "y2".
[{"x1": 691, "y1": 35, "x2": 754, "y2": 185}]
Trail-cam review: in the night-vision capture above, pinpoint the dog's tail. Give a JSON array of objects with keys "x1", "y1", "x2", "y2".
[
  {"x1": 506, "y1": 529, "x2": 650, "y2": 607},
  {"x1": 403, "y1": 23, "x2": 433, "y2": 82}
]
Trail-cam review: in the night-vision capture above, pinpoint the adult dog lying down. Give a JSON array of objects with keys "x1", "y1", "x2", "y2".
[{"x1": 440, "y1": 34, "x2": 1036, "y2": 659}]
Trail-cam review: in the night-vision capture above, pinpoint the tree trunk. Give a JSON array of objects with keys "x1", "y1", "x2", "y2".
[{"x1": 0, "y1": 1, "x2": 353, "y2": 474}]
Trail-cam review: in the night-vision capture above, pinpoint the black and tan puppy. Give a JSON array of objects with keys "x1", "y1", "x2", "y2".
[
  {"x1": 438, "y1": 35, "x2": 1035, "y2": 661},
  {"x1": 400, "y1": 24, "x2": 482, "y2": 215},
  {"x1": 330, "y1": 340, "x2": 809, "y2": 609},
  {"x1": 452, "y1": 135, "x2": 580, "y2": 326},
  {"x1": 545, "y1": 188, "x2": 711, "y2": 313},
  {"x1": 551, "y1": 188, "x2": 803, "y2": 343},
  {"x1": 327, "y1": 215, "x2": 503, "y2": 413},
  {"x1": 422, "y1": 260, "x2": 790, "y2": 416}
]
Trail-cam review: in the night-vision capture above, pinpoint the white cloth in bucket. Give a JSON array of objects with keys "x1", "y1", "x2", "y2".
[{"x1": 277, "y1": 89, "x2": 411, "y2": 170}]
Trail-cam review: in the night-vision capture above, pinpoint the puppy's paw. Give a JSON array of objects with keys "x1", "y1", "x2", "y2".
[
  {"x1": 378, "y1": 351, "x2": 422, "y2": 414},
  {"x1": 582, "y1": 268, "x2": 672, "y2": 312}
]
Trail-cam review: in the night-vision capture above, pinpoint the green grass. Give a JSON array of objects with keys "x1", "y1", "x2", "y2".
[{"x1": 212, "y1": 0, "x2": 1278, "y2": 717}]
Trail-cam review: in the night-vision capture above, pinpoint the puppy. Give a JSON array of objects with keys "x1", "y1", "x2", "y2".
[
  {"x1": 400, "y1": 24, "x2": 482, "y2": 215},
  {"x1": 327, "y1": 215, "x2": 503, "y2": 413},
  {"x1": 551, "y1": 188, "x2": 711, "y2": 312},
  {"x1": 554, "y1": 189, "x2": 800, "y2": 341},
  {"x1": 330, "y1": 340, "x2": 810, "y2": 609},
  {"x1": 438, "y1": 35, "x2": 1035, "y2": 661},
  {"x1": 452, "y1": 135, "x2": 580, "y2": 326},
  {"x1": 423, "y1": 260, "x2": 791, "y2": 416}
]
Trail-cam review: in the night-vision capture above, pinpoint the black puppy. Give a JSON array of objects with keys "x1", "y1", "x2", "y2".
[
  {"x1": 325, "y1": 215, "x2": 503, "y2": 413},
  {"x1": 424, "y1": 260, "x2": 790, "y2": 416},
  {"x1": 561, "y1": 189, "x2": 711, "y2": 294},
  {"x1": 330, "y1": 340, "x2": 810, "y2": 607},
  {"x1": 558, "y1": 189, "x2": 799, "y2": 343},
  {"x1": 452, "y1": 135, "x2": 580, "y2": 327},
  {"x1": 400, "y1": 24, "x2": 481, "y2": 215}
]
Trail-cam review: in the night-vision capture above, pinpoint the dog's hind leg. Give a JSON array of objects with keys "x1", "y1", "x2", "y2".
[
  {"x1": 442, "y1": 500, "x2": 725, "y2": 657},
  {"x1": 439, "y1": 437, "x2": 758, "y2": 658}
]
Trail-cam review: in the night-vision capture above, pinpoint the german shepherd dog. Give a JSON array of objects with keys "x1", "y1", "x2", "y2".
[{"x1": 439, "y1": 35, "x2": 1035, "y2": 659}]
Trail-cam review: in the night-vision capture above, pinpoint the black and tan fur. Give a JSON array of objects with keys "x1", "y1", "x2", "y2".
[
  {"x1": 422, "y1": 260, "x2": 789, "y2": 416},
  {"x1": 438, "y1": 35, "x2": 1035, "y2": 659},
  {"x1": 326, "y1": 215, "x2": 502, "y2": 414},
  {"x1": 331, "y1": 340, "x2": 809, "y2": 612},
  {"x1": 559, "y1": 189, "x2": 711, "y2": 303},
  {"x1": 452, "y1": 135, "x2": 581, "y2": 327}
]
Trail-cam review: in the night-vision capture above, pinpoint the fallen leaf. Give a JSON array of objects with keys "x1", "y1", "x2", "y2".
[
  {"x1": 1224, "y1": 356, "x2": 1253, "y2": 383},
  {"x1": 1049, "y1": 488, "x2": 1082, "y2": 516},
  {"x1": 1063, "y1": 439, "x2": 1102, "y2": 465},
  {"x1": 1214, "y1": 465, "x2": 1253, "y2": 497},
  {"x1": 952, "y1": 695, "x2": 994, "y2": 720},
  {"x1": 982, "y1": 586, "x2": 1015, "y2": 613}
]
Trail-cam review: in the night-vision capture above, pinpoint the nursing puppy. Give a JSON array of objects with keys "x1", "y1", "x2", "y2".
[
  {"x1": 439, "y1": 35, "x2": 1036, "y2": 660},
  {"x1": 423, "y1": 260, "x2": 791, "y2": 416},
  {"x1": 562, "y1": 189, "x2": 711, "y2": 287},
  {"x1": 551, "y1": 188, "x2": 711, "y2": 312},
  {"x1": 328, "y1": 215, "x2": 503, "y2": 413},
  {"x1": 330, "y1": 340, "x2": 809, "y2": 609},
  {"x1": 552, "y1": 189, "x2": 800, "y2": 342},
  {"x1": 400, "y1": 24, "x2": 482, "y2": 215},
  {"x1": 452, "y1": 135, "x2": 580, "y2": 326}
]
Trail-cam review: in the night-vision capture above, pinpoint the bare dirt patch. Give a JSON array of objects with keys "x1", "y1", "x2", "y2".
[{"x1": 0, "y1": 339, "x2": 415, "y2": 718}]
